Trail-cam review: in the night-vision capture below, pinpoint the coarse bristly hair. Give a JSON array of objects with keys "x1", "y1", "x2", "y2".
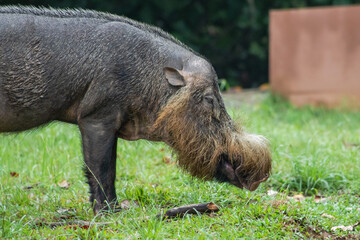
[{"x1": 151, "y1": 85, "x2": 271, "y2": 188}]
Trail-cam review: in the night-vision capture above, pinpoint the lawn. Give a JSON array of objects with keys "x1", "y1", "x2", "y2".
[{"x1": 1, "y1": 93, "x2": 359, "y2": 239}]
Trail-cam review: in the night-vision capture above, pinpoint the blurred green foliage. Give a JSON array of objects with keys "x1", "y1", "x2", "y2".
[{"x1": 0, "y1": 0, "x2": 358, "y2": 87}]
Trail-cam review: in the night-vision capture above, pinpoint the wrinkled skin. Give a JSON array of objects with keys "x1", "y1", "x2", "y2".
[{"x1": 0, "y1": 6, "x2": 271, "y2": 214}]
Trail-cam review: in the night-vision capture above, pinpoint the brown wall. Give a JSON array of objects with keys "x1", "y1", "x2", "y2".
[{"x1": 270, "y1": 5, "x2": 360, "y2": 108}]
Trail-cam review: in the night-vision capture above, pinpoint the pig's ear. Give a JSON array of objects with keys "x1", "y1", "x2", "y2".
[{"x1": 164, "y1": 67, "x2": 186, "y2": 87}]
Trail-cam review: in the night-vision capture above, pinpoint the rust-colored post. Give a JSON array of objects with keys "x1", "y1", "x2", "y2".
[{"x1": 270, "y1": 5, "x2": 360, "y2": 108}]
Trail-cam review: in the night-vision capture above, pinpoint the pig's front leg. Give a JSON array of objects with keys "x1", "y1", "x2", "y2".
[{"x1": 78, "y1": 118, "x2": 119, "y2": 215}]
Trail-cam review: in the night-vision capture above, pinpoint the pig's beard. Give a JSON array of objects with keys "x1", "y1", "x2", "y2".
[{"x1": 150, "y1": 87, "x2": 271, "y2": 184}]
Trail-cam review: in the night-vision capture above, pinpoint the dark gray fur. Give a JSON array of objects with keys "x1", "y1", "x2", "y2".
[{"x1": 0, "y1": 6, "x2": 218, "y2": 213}]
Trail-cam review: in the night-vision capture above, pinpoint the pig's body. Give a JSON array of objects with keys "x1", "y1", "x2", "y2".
[
  {"x1": 0, "y1": 6, "x2": 271, "y2": 214},
  {"x1": 0, "y1": 7, "x2": 192, "y2": 135}
]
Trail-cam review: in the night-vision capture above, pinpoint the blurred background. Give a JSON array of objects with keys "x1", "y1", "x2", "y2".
[{"x1": 0, "y1": 0, "x2": 358, "y2": 88}]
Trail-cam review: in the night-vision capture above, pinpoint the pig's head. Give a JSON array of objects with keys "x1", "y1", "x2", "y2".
[{"x1": 150, "y1": 56, "x2": 271, "y2": 191}]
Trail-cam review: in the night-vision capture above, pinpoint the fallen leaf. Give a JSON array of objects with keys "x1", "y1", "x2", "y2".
[
  {"x1": 56, "y1": 208, "x2": 70, "y2": 214},
  {"x1": 58, "y1": 180, "x2": 70, "y2": 189},
  {"x1": 64, "y1": 224, "x2": 78, "y2": 230},
  {"x1": 55, "y1": 208, "x2": 77, "y2": 221},
  {"x1": 120, "y1": 199, "x2": 140, "y2": 210},
  {"x1": 267, "y1": 189, "x2": 278, "y2": 196},
  {"x1": 159, "y1": 148, "x2": 165, "y2": 152},
  {"x1": 345, "y1": 207, "x2": 353, "y2": 211},
  {"x1": 321, "y1": 213, "x2": 335, "y2": 219},
  {"x1": 163, "y1": 156, "x2": 173, "y2": 164},
  {"x1": 331, "y1": 225, "x2": 354, "y2": 231},
  {"x1": 120, "y1": 199, "x2": 131, "y2": 209},
  {"x1": 10, "y1": 172, "x2": 19, "y2": 177},
  {"x1": 343, "y1": 141, "x2": 360, "y2": 148},
  {"x1": 34, "y1": 218, "x2": 47, "y2": 227},
  {"x1": 331, "y1": 222, "x2": 359, "y2": 232},
  {"x1": 268, "y1": 200, "x2": 288, "y2": 209},
  {"x1": 314, "y1": 196, "x2": 331, "y2": 203},
  {"x1": 288, "y1": 194, "x2": 305, "y2": 202},
  {"x1": 64, "y1": 223, "x2": 89, "y2": 230},
  {"x1": 80, "y1": 224, "x2": 90, "y2": 230}
]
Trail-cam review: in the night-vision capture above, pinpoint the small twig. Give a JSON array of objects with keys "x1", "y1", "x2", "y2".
[{"x1": 157, "y1": 202, "x2": 220, "y2": 219}]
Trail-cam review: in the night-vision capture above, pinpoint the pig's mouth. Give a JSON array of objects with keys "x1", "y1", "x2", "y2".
[{"x1": 214, "y1": 155, "x2": 269, "y2": 191}]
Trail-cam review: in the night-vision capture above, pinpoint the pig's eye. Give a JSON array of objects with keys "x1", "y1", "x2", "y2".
[{"x1": 204, "y1": 96, "x2": 214, "y2": 105}]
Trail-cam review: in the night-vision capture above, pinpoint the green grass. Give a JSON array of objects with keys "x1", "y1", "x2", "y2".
[{"x1": 1, "y1": 94, "x2": 360, "y2": 239}]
